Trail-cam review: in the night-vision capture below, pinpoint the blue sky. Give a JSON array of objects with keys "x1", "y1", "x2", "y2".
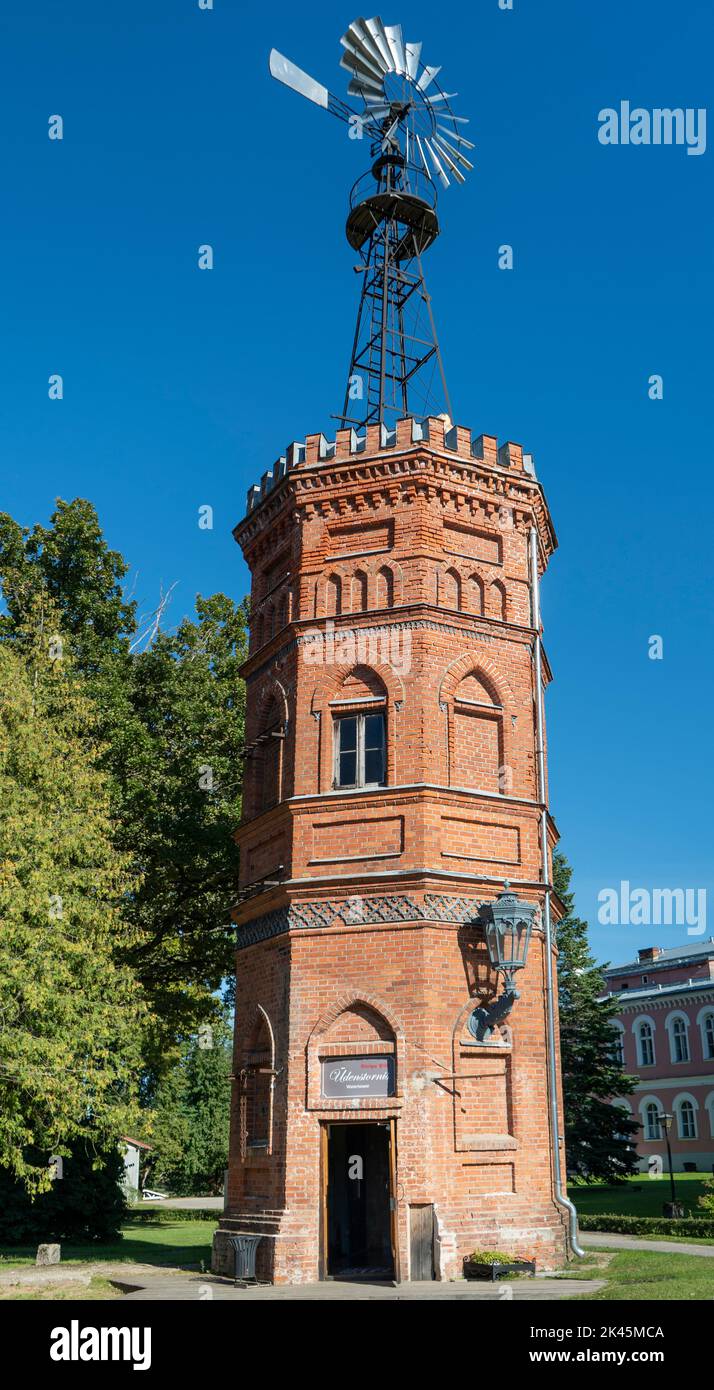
[{"x1": 1, "y1": 1, "x2": 711, "y2": 964}]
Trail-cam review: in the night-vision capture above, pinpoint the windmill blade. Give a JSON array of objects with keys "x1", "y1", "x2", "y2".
[
  {"x1": 424, "y1": 138, "x2": 450, "y2": 188},
  {"x1": 341, "y1": 19, "x2": 390, "y2": 73},
  {"x1": 432, "y1": 136, "x2": 466, "y2": 182},
  {"x1": 349, "y1": 84, "x2": 390, "y2": 115},
  {"x1": 438, "y1": 114, "x2": 470, "y2": 125},
  {"x1": 347, "y1": 72, "x2": 385, "y2": 98},
  {"x1": 437, "y1": 123, "x2": 475, "y2": 148},
  {"x1": 365, "y1": 16, "x2": 396, "y2": 72},
  {"x1": 269, "y1": 49, "x2": 362, "y2": 127},
  {"x1": 417, "y1": 64, "x2": 442, "y2": 93},
  {"x1": 269, "y1": 50, "x2": 329, "y2": 109},
  {"x1": 340, "y1": 47, "x2": 385, "y2": 87},
  {"x1": 427, "y1": 92, "x2": 458, "y2": 104},
  {"x1": 434, "y1": 130, "x2": 474, "y2": 169},
  {"x1": 405, "y1": 41, "x2": 422, "y2": 81},
  {"x1": 384, "y1": 24, "x2": 406, "y2": 75}
]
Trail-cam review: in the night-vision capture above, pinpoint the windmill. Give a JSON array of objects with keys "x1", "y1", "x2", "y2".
[{"x1": 269, "y1": 17, "x2": 474, "y2": 432}]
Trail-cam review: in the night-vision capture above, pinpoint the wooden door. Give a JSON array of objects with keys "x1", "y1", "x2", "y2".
[{"x1": 409, "y1": 1204, "x2": 434, "y2": 1281}]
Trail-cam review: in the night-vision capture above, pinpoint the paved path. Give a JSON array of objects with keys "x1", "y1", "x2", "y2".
[
  {"x1": 122, "y1": 1273, "x2": 603, "y2": 1301},
  {"x1": 137, "y1": 1197, "x2": 223, "y2": 1211},
  {"x1": 582, "y1": 1232, "x2": 714, "y2": 1258}
]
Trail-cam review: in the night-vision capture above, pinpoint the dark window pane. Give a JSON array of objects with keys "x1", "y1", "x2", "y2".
[
  {"x1": 364, "y1": 713, "x2": 385, "y2": 750},
  {"x1": 364, "y1": 714, "x2": 386, "y2": 784},
  {"x1": 338, "y1": 750, "x2": 357, "y2": 785},
  {"x1": 338, "y1": 717, "x2": 358, "y2": 752},
  {"x1": 364, "y1": 746, "x2": 385, "y2": 784}
]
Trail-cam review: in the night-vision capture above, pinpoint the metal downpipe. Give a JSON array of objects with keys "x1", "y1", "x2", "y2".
[{"x1": 529, "y1": 525, "x2": 585, "y2": 1258}]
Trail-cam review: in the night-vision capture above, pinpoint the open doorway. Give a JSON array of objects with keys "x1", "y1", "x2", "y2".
[{"x1": 324, "y1": 1122, "x2": 395, "y2": 1279}]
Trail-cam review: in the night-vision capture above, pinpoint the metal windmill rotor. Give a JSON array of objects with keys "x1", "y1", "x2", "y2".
[{"x1": 269, "y1": 18, "x2": 474, "y2": 431}]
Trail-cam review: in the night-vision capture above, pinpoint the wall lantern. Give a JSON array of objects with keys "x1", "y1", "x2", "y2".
[{"x1": 468, "y1": 883, "x2": 539, "y2": 1043}]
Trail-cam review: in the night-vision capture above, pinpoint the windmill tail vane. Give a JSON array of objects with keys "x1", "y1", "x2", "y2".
[{"x1": 269, "y1": 17, "x2": 474, "y2": 432}]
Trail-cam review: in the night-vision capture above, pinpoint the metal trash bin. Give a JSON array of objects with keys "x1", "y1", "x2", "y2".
[{"x1": 228, "y1": 1234, "x2": 262, "y2": 1286}]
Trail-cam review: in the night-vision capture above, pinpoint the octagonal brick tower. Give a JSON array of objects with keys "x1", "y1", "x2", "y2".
[{"x1": 212, "y1": 412, "x2": 570, "y2": 1283}]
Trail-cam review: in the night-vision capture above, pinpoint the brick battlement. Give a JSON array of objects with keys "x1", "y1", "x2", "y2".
[{"x1": 244, "y1": 413, "x2": 537, "y2": 519}]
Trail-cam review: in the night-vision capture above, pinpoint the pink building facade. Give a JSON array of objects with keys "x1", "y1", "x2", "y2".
[{"x1": 604, "y1": 942, "x2": 714, "y2": 1173}]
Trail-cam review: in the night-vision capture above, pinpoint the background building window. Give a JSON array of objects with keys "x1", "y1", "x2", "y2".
[
  {"x1": 335, "y1": 711, "x2": 386, "y2": 789},
  {"x1": 637, "y1": 1020, "x2": 655, "y2": 1066},
  {"x1": 670, "y1": 1015, "x2": 690, "y2": 1064},
  {"x1": 610, "y1": 1026, "x2": 625, "y2": 1066},
  {"x1": 644, "y1": 1102, "x2": 661, "y2": 1141},
  {"x1": 677, "y1": 1099, "x2": 697, "y2": 1140},
  {"x1": 703, "y1": 1013, "x2": 714, "y2": 1060}
]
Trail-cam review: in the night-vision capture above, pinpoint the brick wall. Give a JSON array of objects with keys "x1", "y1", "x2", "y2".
[{"x1": 214, "y1": 416, "x2": 569, "y2": 1282}]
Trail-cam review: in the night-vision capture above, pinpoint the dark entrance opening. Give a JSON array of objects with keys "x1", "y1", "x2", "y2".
[{"x1": 325, "y1": 1122, "x2": 394, "y2": 1279}]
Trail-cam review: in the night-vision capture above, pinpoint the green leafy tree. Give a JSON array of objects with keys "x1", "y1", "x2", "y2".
[
  {"x1": 144, "y1": 1013, "x2": 232, "y2": 1196},
  {"x1": 0, "y1": 501, "x2": 248, "y2": 1066},
  {"x1": 554, "y1": 850, "x2": 639, "y2": 1182},
  {"x1": 111, "y1": 594, "x2": 246, "y2": 1067},
  {"x1": 0, "y1": 609, "x2": 147, "y2": 1192}
]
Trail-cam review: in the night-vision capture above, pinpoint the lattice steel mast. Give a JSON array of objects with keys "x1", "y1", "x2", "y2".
[{"x1": 269, "y1": 17, "x2": 474, "y2": 431}]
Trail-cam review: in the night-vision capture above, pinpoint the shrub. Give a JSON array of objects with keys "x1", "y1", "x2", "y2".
[
  {"x1": 0, "y1": 1141, "x2": 127, "y2": 1244},
  {"x1": 578, "y1": 1213, "x2": 714, "y2": 1238}
]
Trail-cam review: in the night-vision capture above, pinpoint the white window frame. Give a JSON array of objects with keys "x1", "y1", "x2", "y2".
[
  {"x1": 675, "y1": 1095, "x2": 698, "y2": 1141},
  {"x1": 666, "y1": 1011, "x2": 691, "y2": 1065},
  {"x1": 333, "y1": 708, "x2": 387, "y2": 790},
  {"x1": 634, "y1": 1016, "x2": 656, "y2": 1067}
]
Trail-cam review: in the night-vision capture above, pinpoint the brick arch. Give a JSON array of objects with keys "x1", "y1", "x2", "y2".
[
  {"x1": 254, "y1": 675, "x2": 289, "y2": 731},
  {"x1": 306, "y1": 988, "x2": 407, "y2": 1109},
  {"x1": 310, "y1": 659, "x2": 405, "y2": 712},
  {"x1": 438, "y1": 650, "x2": 515, "y2": 709},
  {"x1": 315, "y1": 564, "x2": 351, "y2": 618},
  {"x1": 488, "y1": 577, "x2": 508, "y2": 622},
  {"x1": 309, "y1": 989, "x2": 406, "y2": 1044},
  {"x1": 451, "y1": 996, "x2": 510, "y2": 1052}
]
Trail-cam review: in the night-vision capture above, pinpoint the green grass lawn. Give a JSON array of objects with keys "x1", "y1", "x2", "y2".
[
  {"x1": 0, "y1": 1277, "x2": 122, "y2": 1301},
  {"x1": 571, "y1": 1172, "x2": 708, "y2": 1218},
  {"x1": 566, "y1": 1246, "x2": 714, "y2": 1300},
  {"x1": 0, "y1": 1219, "x2": 217, "y2": 1272}
]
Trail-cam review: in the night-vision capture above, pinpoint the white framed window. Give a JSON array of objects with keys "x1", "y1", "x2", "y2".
[
  {"x1": 644, "y1": 1102, "x2": 662, "y2": 1141},
  {"x1": 666, "y1": 1012, "x2": 690, "y2": 1064},
  {"x1": 637, "y1": 1020, "x2": 655, "y2": 1067},
  {"x1": 334, "y1": 710, "x2": 386, "y2": 789},
  {"x1": 676, "y1": 1098, "x2": 697, "y2": 1140}
]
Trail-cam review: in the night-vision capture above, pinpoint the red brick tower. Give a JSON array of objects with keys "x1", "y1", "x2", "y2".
[{"x1": 212, "y1": 413, "x2": 571, "y2": 1283}]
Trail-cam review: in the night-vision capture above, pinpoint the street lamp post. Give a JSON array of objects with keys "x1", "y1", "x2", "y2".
[{"x1": 659, "y1": 1111, "x2": 681, "y2": 1217}]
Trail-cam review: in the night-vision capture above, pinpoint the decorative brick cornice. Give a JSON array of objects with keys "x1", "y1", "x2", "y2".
[{"x1": 235, "y1": 891, "x2": 488, "y2": 950}]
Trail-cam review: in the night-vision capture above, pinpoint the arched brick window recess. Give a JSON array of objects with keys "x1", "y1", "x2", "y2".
[
  {"x1": 306, "y1": 989, "x2": 406, "y2": 1110},
  {"x1": 247, "y1": 681, "x2": 289, "y2": 816},
  {"x1": 489, "y1": 579, "x2": 507, "y2": 621},
  {"x1": 439, "y1": 652, "x2": 515, "y2": 795},
  {"x1": 352, "y1": 569, "x2": 368, "y2": 613},
  {"x1": 239, "y1": 1006, "x2": 276, "y2": 1157},
  {"x1": 326, "y1": 573, "x2": 342, "y2": 617},
  {"x1": 449, "y1": 669, "x2": 505, "y2": 793},
  {"x1": 311, "y1": 662, "x2": 404, "y2": 793},
  {"x1": 469, "y1": 573, "x2": 485, "y2": 616},
  {"x1": 376, "y1": 564, "x2": 394, "y2": 609},
  {"x1": 443, "y1": 566, "x2": 462, "y2": 611}
]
